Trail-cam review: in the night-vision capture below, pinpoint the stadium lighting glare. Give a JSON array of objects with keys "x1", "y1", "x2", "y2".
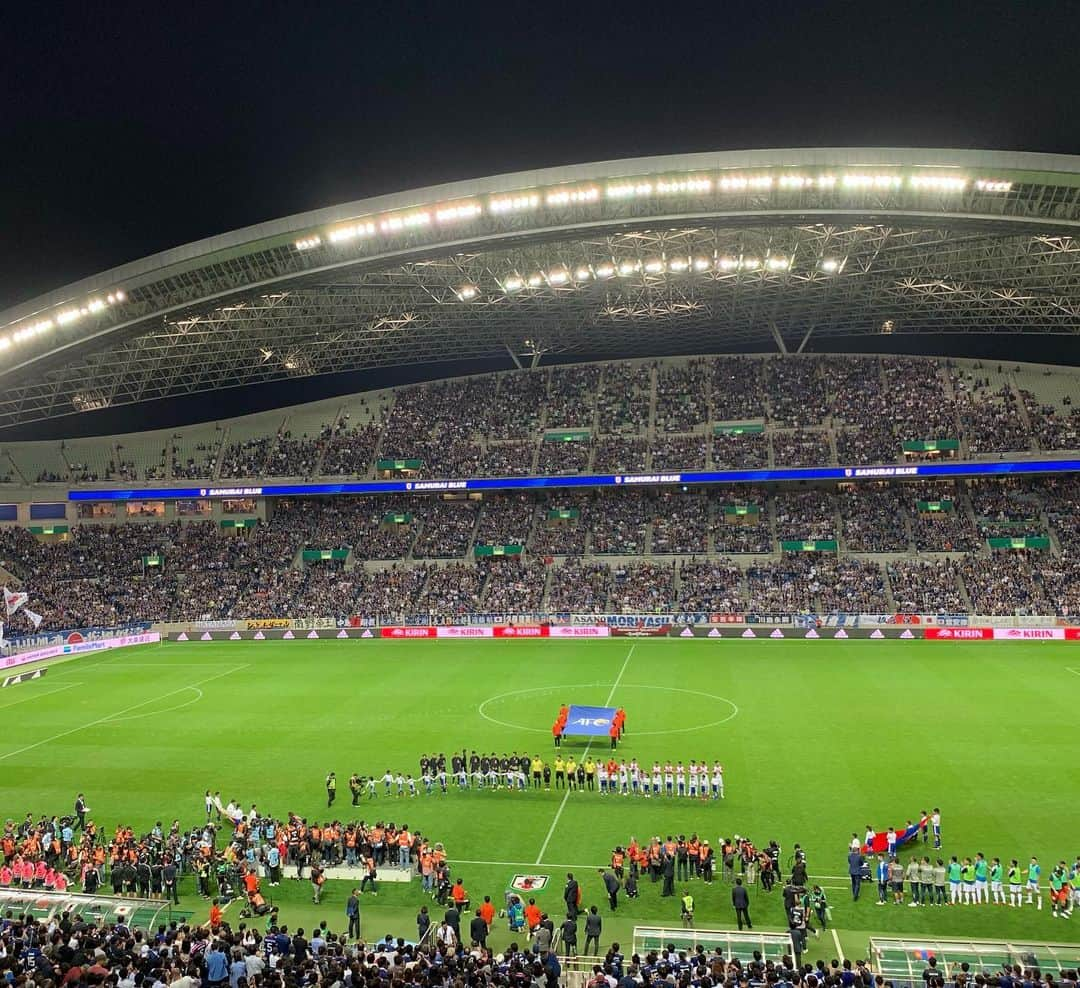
[
  {"x1": 842, "y1": 173, "x2": 901, "y2": 189},
  {"x1": 295, "y1": 236, "x2": 323, "y2": 250},
  {"x1": 595, "y1": 263, "x2": 615, "y2": 279},
  {"x1": 820, "y1": 258, "x2": 840, "y2": 273},
  {"x1": 435, "y1": 202, "x2": 482, "y2": 223},
  {"x1": 910, "y1": 175, "x2": 967, "y2": 192},
  {"x1": 546, "y1": 186, "x2": 600, "y2": 206},
  {"x1": 643, "y1": 258, "x2": 665, "y2": 274},
  {"x1": 87, "y1": 299, "x2": 105, "y2": 313},
  {"x1": 692, "y1": 256, "x2": 712, "y2": 271},
  {"x1": 503, "y1": 276, "x2": 523, "y2": 292},
  {"x1": 574, "y1": 267, "x2": 592, "y2": 281},
  {"x1": 669, "y1": 257, "x2": 689, "y2": 272},
  {"x1": 527, "y1": 274, "x2": 543, "y2": 288},
  {"x1": 617, "y1": 261, "x2": 639, "y2": 276},
  {"x1": 56, "y1": 309, "x2": 81, "y2": 326},
  {"x1": 456, "y1": 284, "x2": 478, "y2": 301},
  {"x1": 327, "y1": 223, "x2": 374, "y2": 244},
  {"x1": 718, "y1": 256, "x2": 738, "y2": 271},
  {"x1": 490, "y1": 193, "x2": 540, "y2": 213},
  {"x1": 816, "y1": 174, "x2": 837, "y2": 188},
  {"x1": 718, "y1": 176, "x2": 748, "y2": 191},
  {"x1": 976, "y1": 179, "x2": 1013, "y2": 192},
  {"x1": 656, "y1": 177, "x2": 712, "y2": 194},
  {"x1": 767, "y1": 256, "x2": 789, "y2": 271},
  {"x1": 742, "y1": 257, "x2": 760, "y2": 270},
  {"x1": 380, "y1": 211, "x2": 431, "y2": 233},
  {"x1": 779, "y1": 175, "x2": 813, "y2": 189},
  {"x1": 607, "y1": 182, "x2": 654, "y2": 198},
  {"x1": 548, "y1": 269, "x2": 569, "y2": 285}
]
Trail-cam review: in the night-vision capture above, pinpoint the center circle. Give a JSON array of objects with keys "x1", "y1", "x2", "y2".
[{"x1": 477, "y1": 684, "x2": 738, "y2": 736}]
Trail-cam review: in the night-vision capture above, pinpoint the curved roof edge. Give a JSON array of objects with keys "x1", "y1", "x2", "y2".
[{"x1": 4, "y1": 147, "x2": 1080, "y2": 327}]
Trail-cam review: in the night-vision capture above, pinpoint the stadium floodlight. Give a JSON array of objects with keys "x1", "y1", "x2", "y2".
[
  {"x1": 656, "y1": 177, "x2": 712, "y2": 194},
  {"x1": 607, "y1": 181, "x2": 654, "y2": 198},
  {"x1": 295, "y1": 235, "x2": 323, "y2": 250},
  {"x1": 56, "y1": 309, "x2": 82, "y2": 326},
  {"x1": 546, "y1": 186, "x2": 600, "y2": 206},
  {"x1": 669, "y1": 257, "x2": 689, "y2": 272},
  {"x1": 820, "y1": 258, "x2": 840, "y2": 273},
  {"x1": 742, "y1": 256, "x2": 760, "y2": 270},
  {"x1": 327, "y1": 223, "x2": 374, "y2": 243},
  {"x1": 748, "y1": 175, "x2": 773, "y2": 189},
  {"x1": 718, "y1": 256, "x2": 737, "y2": 271},
  {"x1": 574, "y1": 267, "x2": 592, "y2": 281},
  {"x1": 910, "y1": 175, "x2": 967, "y2": 192},
  {"x1": 548, "y1": 269, "x2": 569, "y2": 285},
  {"x1": 767, "y1": 256, "x2": 789, "y2": 271},
  {"x1": 718, "y1": 176, "x2": 748, "y2": 191},
  {"x1": 527, "y1": 273, "x2": 543, "y2": 287},
  {"x1": 490, "y1": 193, "x2": 540, "y2": 213},
  {"x1": 644, "y1": 258, "x2": 665, "y2": 274},
  {"x1": 842, "y1": 173, "x2": 901, "y2": 189},
  {"x1": 456, "y1": 284, "x2": 478, "y2": 301},
  {"x1": 816, "y1": 174, "x2": 837, "y2": 188},
  {"x1": 503, "y1": 276, "x2": 523, "y2": 292},
  {"x1": 693, "y1": 256, "x2": 712, "y2": 271},
  {"x1": 595, "y1": 263, "x2": 615, "y2": 279},
  {"x1": 779, "y1": 175, "x2": 813, "y2": 189},
  {"x1": 976, "y1": 179, "x2": 1013, "y2": 192},
  {"x1": 380, "y1": 211, "x2": 431, "y2": 232},
  {"x1": 436, "y1": 202, "x2": 482, "y2": 223},
  {"x1": 618, "y1": 260, "x2": 640, "y2": 276}
]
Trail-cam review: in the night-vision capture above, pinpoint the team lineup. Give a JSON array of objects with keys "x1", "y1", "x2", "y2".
[{"x1": 331, "y1": 752, "x2": 725, "y2": 801}]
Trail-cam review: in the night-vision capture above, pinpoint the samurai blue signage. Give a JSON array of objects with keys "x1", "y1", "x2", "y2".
[{"x1": 67, "y1": 456, "x2": 1080, "y2": 501}]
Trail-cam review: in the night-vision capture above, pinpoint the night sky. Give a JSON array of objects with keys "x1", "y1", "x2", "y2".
[{"x1": 1, "y1": 1, "x2": 1078, "y2": 435}]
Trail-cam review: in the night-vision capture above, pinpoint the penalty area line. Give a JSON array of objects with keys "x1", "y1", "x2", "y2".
[{"x1": 534, "y1": 644, "x2": 635, "y2": 866}]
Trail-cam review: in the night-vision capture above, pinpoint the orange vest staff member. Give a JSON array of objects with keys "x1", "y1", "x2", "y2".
[
  {"x1": 209, "y1": 898, "x2": 223, "y2": 927},
  {"x1": 244, "y1": 870, "x2": 259, "y2": 895},
  {"x1": 450, "y1": 877, "x2": 470, "y2": 910},
  {"x1": 479, "y1": 896, "x2": 495, "y2": 927},
  {"x1": 524, "y1": 898, "x2": 542, "y2": 930}
]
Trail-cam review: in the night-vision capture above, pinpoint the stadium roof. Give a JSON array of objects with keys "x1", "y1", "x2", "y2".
[{"x1": 2, "y1": 147, "x2": 1080, "y2": 430}]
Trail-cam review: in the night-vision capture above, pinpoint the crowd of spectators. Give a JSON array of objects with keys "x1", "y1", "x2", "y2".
[
  {"x1": 711, "y1": 433, "x2": 768, "y2": 469},
  {"x1": 220, "y1": 438, "x2": 271, "y2": 479},
  {"x1": 593, "y1": 436, "x2": 649, "y2": 473},
  {"x1": 676, "y1": 559, "x2": 743, "y2": 613},
  {"x1": 771, "y1": 430, "x2": 832, "y2": 468},
  {"x1": 651, "y1": 436, "x2": 708, "y2": 471},
  {"x1": 596, "y1": 361, "x2": 651, "y2": 434},
  {"x1": 7, "y1": 476, "x2": 1080, "y2": 630},
  {"x1": 655, "y1": 360, "x2": 710, "y2": 433}
]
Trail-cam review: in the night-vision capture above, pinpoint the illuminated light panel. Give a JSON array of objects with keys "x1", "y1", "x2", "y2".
[
  {"x1": 742, "y1": 257, "x2": 760, "y2": 270},
  {"x1": 718, "y1": 176, "x2": 748, "y2": 192},
  {"x1": 456, "y1": 284, "x2": 478, "y2": 301},
  {"x1": 545, "y1": 186, "x2": 600, "y2": 206},
  {"x1": 380, "y1": 211, "x2": 431, "y2": 233},
  {"x1": 617, "y1": 261, "x2": 639, "y2": 276},
  {"x1": 779, "y1": 175, "x2": 813, "y2": 189},
  {"x1": 748, "y1": 175, "x2": 773, "y2": 189},
  {"x1": 766, "y1": 256, "x2": 790, "y2": 271},
  {"x1": 607, "y1": 181, "x2": 654, "y2": 198},
  {"x1": 655, "y1": 177, "x2": 712, "y2": 194},
  {"x1": 595, "y1": 263, "x2": 615, "y2": 279},
  {"x1": 503, "y1": 276, "x2": 523, "y2": 292},
  {"x1": 56, "y1": 309, "x2": 82, "y2": 326},
  {"x1": 643, "y1": 258, "x2": 665, "y2": 273},
  {"x1": 295, "y1": 236, "x2": 322, "y2": 250},
  {"x1": 910, "y1": 175, "x2": 967, "y2": 192},
  {"x1": 692, "y1": 256, "x2": 712, "y2": 271},
  {"x1": 816, "y1": 174, "x2": 837, "y2": 188},
  {"x1": 527, "y1": 274, "x2": 543, "y2": 287},
  {"x1": 327, "y1": 223, "x2": 374, "y2": 243},
  {"x1": 976, "y1": 179, "x2": 1013, "y2": 192},
  {"x1": 435, "y1": 202, "x2": 482, "y2": 223},
  {"x1": 669, "y1": 257, "x2": 689, "y2": 272},
  {"x1": 574, "y1": 267, "x2": 592, "y2": 281},
  {"x1": 548, "y1": 269, "x2": 569, "y2": 285},
  {"x1": 718, "y1": 256, "x2": 738, "y2": 271},
  {"x1": 490, "y1": 193, "x2": 540, "y2": 213},
  {"x1": 820, "y1": 258, "x2": 840, "y2": 273}
]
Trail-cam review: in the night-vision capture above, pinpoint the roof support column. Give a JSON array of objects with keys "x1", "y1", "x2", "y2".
[
  {"x1": 768, "y1": 320, "x2": 789, "y2": 355},
  {"x1": 504, "y1": 343, "x2": 524, "y2": 370},
  {"x1": 796, "y1": 323, "x2": 817, "y2": 354}
]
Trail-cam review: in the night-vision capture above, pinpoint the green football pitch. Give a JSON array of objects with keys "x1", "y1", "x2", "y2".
[{"x1": 4, "y1": 638, "x2": 1080, "y2": 961}]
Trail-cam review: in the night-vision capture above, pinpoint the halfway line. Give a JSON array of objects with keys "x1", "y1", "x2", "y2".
[{"x1": 534, "y1": 644, "x2": 635, "y2": 865}]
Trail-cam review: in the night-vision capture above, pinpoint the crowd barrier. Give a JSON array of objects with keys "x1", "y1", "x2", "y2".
[{"x1": 0, "y1": 631, "x2": 162, "y2": 671}]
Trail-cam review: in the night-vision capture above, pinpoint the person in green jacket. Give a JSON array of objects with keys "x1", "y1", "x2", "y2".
[
  {"x1": 947, "y1": 857, "x2": 962, "y2": 905},
  {"x1": 1007, "y1": 859, "x2": 1023, "y2": 908},
  {"x1": 961, "y1": 858, "x2": 977, "y2": 905},
  {"x1": 989, "y1": 857, "x2": 1004, "y2": 906}
]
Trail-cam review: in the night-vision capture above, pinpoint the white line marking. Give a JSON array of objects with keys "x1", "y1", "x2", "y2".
[
  {"x1": 0, "y1": 664, "x2": 249, "y2": 762},
  {"x1": 0, "y1": 681, "x2": 81, "y2": 711},
  {"x1": 535, "y1": 645, "x2": 634, "y2": 865},
  {"x1": 831, "y1": 928, "x2": 845, "y2": 960},
  {"x1": 101, "y1": 686, "x2": 204, "y2": 724},
  {"x1": 1066, "y1": 667, "x2": 1080, "y2": 677}
]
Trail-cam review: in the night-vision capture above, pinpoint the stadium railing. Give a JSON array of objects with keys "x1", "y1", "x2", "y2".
[
  {"x1": 0, "y1": 887, "x2": 190, "y2": 931},
  {"x1": 632, "y1": 925, "x2": 794, "y2": 960},
  {"x1": 868, "y1": 935, "x2": 1080, "y2": 986}
]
